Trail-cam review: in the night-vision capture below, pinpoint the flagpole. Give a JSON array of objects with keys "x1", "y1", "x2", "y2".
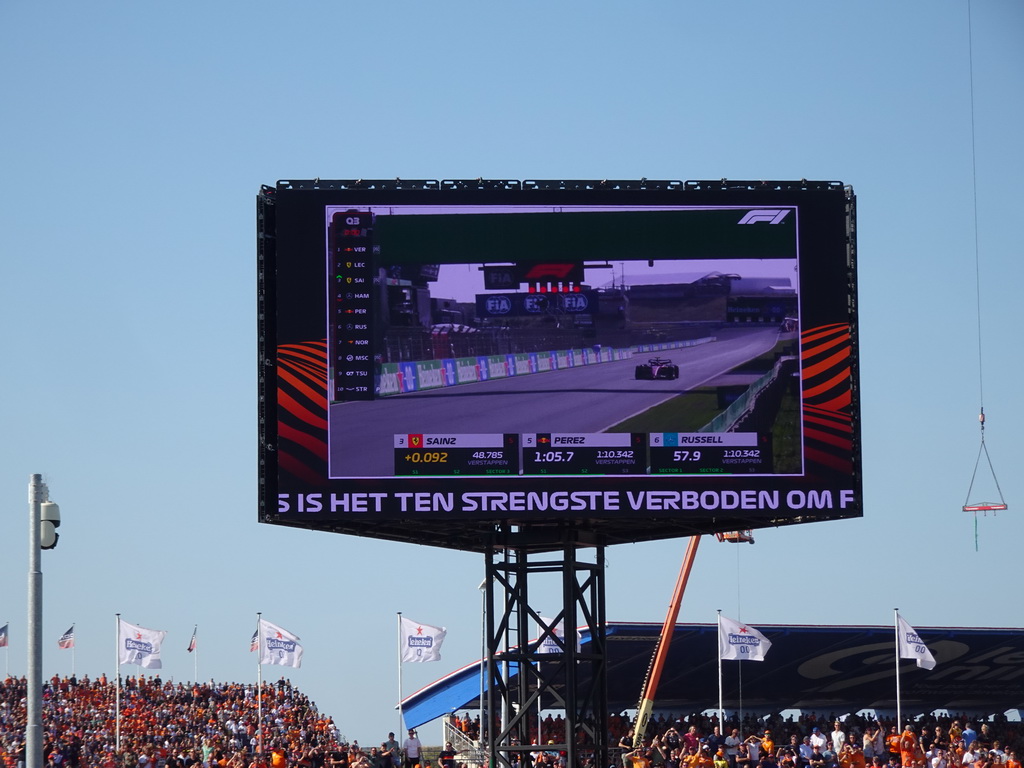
[
  {"x1": 894, "y1": 608, "x2": 902, "y2": 733},
  {"x1": 72, "y1": 624, "x2": 76, "y2": 678},
  {"x1": 115, "y1": 613, "x2": 121, "y2": 752},
  {"x1": 479, "y1": 579, "x2": 487, "y2": 747},
  {"x1": 193, "y1": 625, "x2": 198, "y2": 681},
  {"x1": 737, "y1": 650, "x2": 743, "y2": 731},
  {"x1": 257, "y1": 612, "x2": 263, "y2": 760},
  {"x1": 397, "y1": 611, "x2": 404, "y2": 736},
  {"x1": 717, "y1": 610, "x2": 724, "y2": 730}
]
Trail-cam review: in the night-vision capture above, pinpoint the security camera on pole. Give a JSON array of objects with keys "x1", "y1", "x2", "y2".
[{"x1": 27, "y1": 474, "x2": 60, "y2": 768}]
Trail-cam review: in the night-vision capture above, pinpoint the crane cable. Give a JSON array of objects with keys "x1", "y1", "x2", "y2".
[{"x1": 962, "y1": 0, "x2": 1007, "y2": 550}]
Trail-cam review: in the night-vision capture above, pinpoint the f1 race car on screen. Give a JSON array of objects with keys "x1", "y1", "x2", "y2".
[{"x1": 634, "y1": 357, "x2": 680, "y2": 380}]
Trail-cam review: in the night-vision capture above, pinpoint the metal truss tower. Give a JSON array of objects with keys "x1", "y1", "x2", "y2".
[{"x1": 484, "y1": 527, "x2": 608, "y2": 768}]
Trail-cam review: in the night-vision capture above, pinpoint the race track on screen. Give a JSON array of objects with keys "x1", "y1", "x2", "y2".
[{"x1": 328, "y1": 326, "x2": 783, "y2": 477}]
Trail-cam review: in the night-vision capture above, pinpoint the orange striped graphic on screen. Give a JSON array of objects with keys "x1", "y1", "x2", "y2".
[
  {"x1": 801, "y1": 324, "x2": 854, "y2": 477},
  {"x1": 276, "y1": 341, "x2": 329, "y2": 481}
]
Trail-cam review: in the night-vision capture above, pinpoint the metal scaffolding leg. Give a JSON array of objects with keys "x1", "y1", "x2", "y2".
[{"x1": 484, "y1": 527, "x2": 607, "y2": 768}]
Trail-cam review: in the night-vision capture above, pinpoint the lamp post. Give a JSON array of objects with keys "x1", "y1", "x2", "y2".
[{"x1": 27, "y1": 474, "x2": 60, "y2": 768}]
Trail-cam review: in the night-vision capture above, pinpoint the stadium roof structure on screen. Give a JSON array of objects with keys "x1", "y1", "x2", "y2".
[
  {"x1": 400, "y1": 622, "x2": 1024, "y2": 728},
  {"x1": 257, "y1": 179, "x2": 860, "y2": 552}
]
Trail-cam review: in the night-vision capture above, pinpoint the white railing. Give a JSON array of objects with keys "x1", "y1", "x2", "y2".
[{"x1": 442, "y1": 720, "x2": 486, "y2": 768}]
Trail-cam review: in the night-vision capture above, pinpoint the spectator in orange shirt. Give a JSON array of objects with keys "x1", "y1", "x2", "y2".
[
  {"x1": 948, "y1": 725, "x2": 963, "y2": 746},
  {"x1": 846, "y1": 744, "x2": 867, "y2": 768},
  {"x1": 886, "y1": 729, "x2": 902, "y2": 763},
  {"x1": 681, "y1": 746, "x2": 702, "y2": 768},
  {"x1": 899, "y1": 727, "x2": 919, "y2": 768},
  {"x1": 697, "y1": 746, "x2": 716, "y2": 768}
]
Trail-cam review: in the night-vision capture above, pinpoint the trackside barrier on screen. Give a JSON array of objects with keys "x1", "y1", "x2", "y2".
[
  {"x1": 634, "y1": 337, "x2": 716, "y2": 354},
  {"x1": 699, "y1": 354, "x2": 792, "y2": 433},
  {"x1": 375, "y1": 337, "x2": 716, "y2": 397}
]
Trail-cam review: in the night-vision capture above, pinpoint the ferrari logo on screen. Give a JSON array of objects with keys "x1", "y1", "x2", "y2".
[{"x1": 408, "y1": 434, "x2": 423, "y2": 448}]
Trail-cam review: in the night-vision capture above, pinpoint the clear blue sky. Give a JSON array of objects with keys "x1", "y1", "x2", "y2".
[{"x1": 1, "y1": 0, "x2": 1022, "y2": 746}]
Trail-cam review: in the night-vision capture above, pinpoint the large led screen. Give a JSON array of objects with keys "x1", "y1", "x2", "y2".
[{"x1": 258, "y1": 180, "x2": 860, "y2": 550}]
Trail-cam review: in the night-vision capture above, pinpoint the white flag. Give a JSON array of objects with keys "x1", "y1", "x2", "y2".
[
  {"x1": 259, "y1": 619, "x2": 303, "y2": 668},
  {"x1": 718, "y1": 615, "x2": 771, "y2": 661},
  {"x1": 537, "y1": 616, "x2": 582, "y2": 654},
  {"x1": 400, "y1": 616, "x2": 446, "y2": 662},
  {"x1": 118, "y1": 619, "x2": 166, "y2": 669},
  {"x1": 897, "y1": 614, "x2": 937, "y2": 670}
]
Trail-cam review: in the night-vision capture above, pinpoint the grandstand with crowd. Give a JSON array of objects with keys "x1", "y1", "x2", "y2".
[{"x1": 1, "y1": 676, "x2": 1020, "y2": 768}]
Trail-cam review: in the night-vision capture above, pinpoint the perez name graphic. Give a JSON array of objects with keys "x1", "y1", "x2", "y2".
[
  {"x1": 125, "y1": 639, "x2": 154, "y2": 653},
  {"x1": 266, "y1": 638, "x2": 296, "y2": 652}
]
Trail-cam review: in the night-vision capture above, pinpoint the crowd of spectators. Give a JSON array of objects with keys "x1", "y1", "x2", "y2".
[
  {"x1": 2, "y1": 675, "x2": 1021, "y2": 768},
  {"x1": 440, "y1": 710, "x2": 1022, "y2": 768},
  {"x1": 448, "y1": 716, "x2": 481, "y2": 743},
  {"x1": 0, "y1": 674, "x2": 343, "y2": 768},
  {"x1": 445, "y1": 713, "x2": 566, "y2": 747},
  {"x1": 614, "y1": 712, "x2": 1022, "y2": 768}
]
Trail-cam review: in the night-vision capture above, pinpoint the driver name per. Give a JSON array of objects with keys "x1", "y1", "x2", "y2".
[{"x1": 522, "y1": 432, "x2": 645, "y2": 475}]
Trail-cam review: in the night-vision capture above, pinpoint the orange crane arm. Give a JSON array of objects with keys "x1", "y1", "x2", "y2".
[{"x1": 631, "y1": 535, "x2": 701, "y2": 748}]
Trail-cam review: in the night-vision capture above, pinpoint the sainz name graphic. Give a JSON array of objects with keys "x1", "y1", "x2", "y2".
[{"x1": 395, "y1": 433, "x2": 519, "y2": 476}]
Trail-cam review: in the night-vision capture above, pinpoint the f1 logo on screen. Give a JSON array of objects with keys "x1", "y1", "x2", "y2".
[
  {"x1": 737, "y1": 209, "x2": 791, "y2": 224},
  {"x1": 522, "y1": 263, "x2": 580, "y2": 281},
  {"x1": 485, "y1": 263, "x2": 584, "y2": 289}
]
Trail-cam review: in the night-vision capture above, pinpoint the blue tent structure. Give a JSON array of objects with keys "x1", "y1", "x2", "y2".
[{"x1": 400, "y1": 622, "x2": 1024, "y2": 729}]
